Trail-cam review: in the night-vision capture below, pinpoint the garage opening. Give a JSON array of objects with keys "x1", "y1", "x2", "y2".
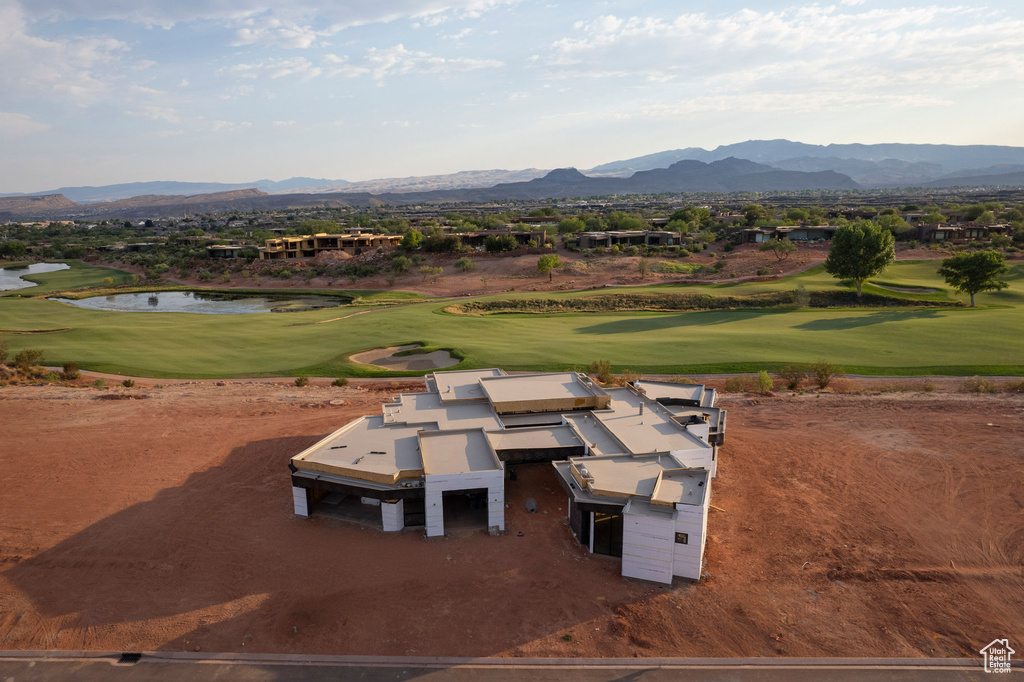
[
  {"x1": 593, "y1": 512, "x2": 623, "y2": 557},
  {"x1": 442, "y1": 488, "x2": 488, "y2": 533}
]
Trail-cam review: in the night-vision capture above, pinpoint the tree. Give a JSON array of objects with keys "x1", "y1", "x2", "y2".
[
  {"x1": 877, "y1": 214, "x2": 914, "y2": 239},
  {"x1": 741, "y1": 203, "x2": 768, "y2": 225},
  {"x1": 401, "y1": 229, "x2": 423, "y2": 251},
  {"x1": 938, "y1": 251, "x2": 1009, "y2": 307},
  {"x1": 454, "y1": 257, "x2": 475, "y2": 272},
  {"x1": 759, "y1": 237, "x2": 797, "y2": 261},
  {"x1": 0, "y1": 241, "x2": 27, "y2": 259},
  {"x1": 637, "y1": 258, "x2": 649, "y2": 279},
  {"x1": 824, "y1": 221, "x2": 895, "y2": 297},
  {"x1": 537, "y1": 253, "x2": 562, "y2": 281}
]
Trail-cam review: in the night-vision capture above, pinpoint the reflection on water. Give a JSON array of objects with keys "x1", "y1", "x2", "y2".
[
  {"x1": 52, "y1": 291, "x2": 346, "y2": 314},
  {"x1": 0, "y1": 263, "x2": 71, "y2": 291}
]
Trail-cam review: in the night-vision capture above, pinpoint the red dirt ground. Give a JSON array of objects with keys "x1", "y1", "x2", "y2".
[{"x1": 1, "y1": 383, "x2": 1021, "y2": 658}]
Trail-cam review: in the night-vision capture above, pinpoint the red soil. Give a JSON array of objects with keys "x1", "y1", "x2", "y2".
[{"x1": 1, "y1": 384, "x2": 1021, "y2": 658}]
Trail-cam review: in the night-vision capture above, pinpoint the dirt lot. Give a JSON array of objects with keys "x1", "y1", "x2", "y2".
[{"x1": 1, "y1": 383, "x2": 1022, "y2": 658}]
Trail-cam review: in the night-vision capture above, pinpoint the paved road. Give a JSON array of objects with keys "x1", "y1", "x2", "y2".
[{"x1": 0, "y1": 653, "x2": 1011, "y2": 681}]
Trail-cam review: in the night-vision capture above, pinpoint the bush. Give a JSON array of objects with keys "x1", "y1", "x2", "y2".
[
  {"x1": 810, "y1": 359, "x2": 843, "y2": 389},
  {"x1": 959, "y1": 376, "x2": 996, "y2": 393},
  {"x1": 332, "y1": 377, "x2": 349, "y2": 387},
  {"x1": 484, "y1": 234, "x2": 519, "y2": 252},
  {"x1": 295, "y1": 376, "x2": 309, "y2": 387},
  {"x1": 44, "y1": 372, "x2": 61, "y2": 382},
  {"x1": 197, "y1": 269, "x2": 214, "y2": 281},
  {"x1": 62, "y1": 362, "x2": 80, "y2": 380},
  {"x1": 0, "y1": 340, "x2": 6, "y2": 365},
  {"x1": 121, "y1": 379, "x2": 135, "y2": 388},
  {"x1": 14, "y1": 349, "x2": 44, "y2": 372},
  {"x1": 92, "y1": 378, "x2": 106, "y2": 389},
  {"x1": 722, "y1": 241, "x2": 735, "y2": 252},
  {"x1": 756, "y1": 266, "x2": 772, "y2": 276},
  {"x1": 776, "y1": 364, "x2": 806, "y2": 390},
  {"x1": 724, "y1": 375, "x2": 755, "y2": 393},
  {"x1": 757, "y1": 370, "x2": 774, "y2": 395},
  {"x1": 422, "y1": 234, "x2": 463, "y2": 253},
  {"x1": 1004, "y1": 380, "x2": 1024, "y2": 393},
  {"x1": 587, "y1": 359, "x2": 612, "y2": 384},
  {"x1": 454, "y1": 257, "x2": 475, "y2": 272}
]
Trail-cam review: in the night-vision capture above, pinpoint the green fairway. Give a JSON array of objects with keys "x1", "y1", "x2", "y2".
[
  {"x1": 0, "y1": 260, "x2": 133, "y2": 297},
  {"x1": 1, "y1": 259, "x2": 1022, "y2": 378}
]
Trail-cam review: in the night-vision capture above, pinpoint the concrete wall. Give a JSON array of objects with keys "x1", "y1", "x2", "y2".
[
  {"x1": 382, "y1": 499, "x2": 405, "y2": 532},
  {"x1": 424, "y1": 469, "x2": 505, "y2": 537},
  {"x1": 621, "y1": 503, "x2": 676, "y2": 585}
]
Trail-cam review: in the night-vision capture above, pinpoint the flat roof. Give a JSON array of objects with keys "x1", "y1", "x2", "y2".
[
  {"x1": 486, "y1": 424, "x2": 583, "y2": 452},
  {"x1": 634, "y1": 379, "x2": 704, "y2": 403},
  {"x1": 563, "y1": 413, "x2": 627, "y2": 456},
  {"x1": 480, "y1": 372, "x2": 602, "y2": 404},
  {"x1": 431, "y1": 368, "x2": 506, "y2": 402},
  {"x1": 419, "y1": 429, "x2": 502, "y2": 475},
  {"x1": 571, "y1": 454, "x2": 684, "y2": 499},
  {"x1": 596, "y1": 389, "x2": 710, "y2": 455},
  {"x1": 651, "y1": 468, "x2": 708, "y2": 507},
  {"x1": 291, "y1": 416, "x2": 428, "y2": 484},
  {"x1": 382, "y1": 392, "x2": 502, "y2": 430}
]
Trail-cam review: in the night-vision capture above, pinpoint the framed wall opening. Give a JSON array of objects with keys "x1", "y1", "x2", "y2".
[
  {"x1": 442, "y1": 488, "x2": 489, "y2": 533},
  {"x1": 593, "y1": 512, "x2": 623, "y2": 557}
]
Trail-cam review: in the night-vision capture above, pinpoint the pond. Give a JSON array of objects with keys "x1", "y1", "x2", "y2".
[
  {"x1": 52, "y1": 291, "x2": 348, "y2": 314},
  {"x1": 0, "y1": 263, "x2": 71, "y2": 291}
]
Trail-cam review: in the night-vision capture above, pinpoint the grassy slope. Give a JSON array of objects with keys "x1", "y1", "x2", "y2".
[
  {"x1": 1, "y1": 260, "x2": 1022, "y2": 378},
  {"x1": 0, "y1": 260, "x2": 133, "y2": 297}
]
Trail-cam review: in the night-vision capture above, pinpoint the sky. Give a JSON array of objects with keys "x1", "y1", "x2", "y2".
[{"x1": 2, "y1": 0, "x2": 1023, "y2": 193}]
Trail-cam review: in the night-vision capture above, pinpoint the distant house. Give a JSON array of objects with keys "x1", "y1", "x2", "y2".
[
  {"x1": 206, "y1": 245, "x2": 246, "y2": 259},
  {"x1": 917, "y1": 225, "x2": 962, "y2": 242},
  {"x1": 577, "y1": 230, "x2": 679, "y2": 249},
  {"x1": 740, "y1": 226, "x2": 836, "y2": 244},
  {"x1": 259, "y1": 231, "x2": 402, "y2": 260}
]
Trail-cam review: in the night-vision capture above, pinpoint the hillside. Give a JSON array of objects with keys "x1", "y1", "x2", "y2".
[{"x1": 0, "y1": 194, "x2": 79, "y2": 215}]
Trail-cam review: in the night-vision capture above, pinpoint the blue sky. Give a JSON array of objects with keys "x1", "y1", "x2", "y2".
[{"x1": 2, "y1": 0, "x2": 1023, "y2": 192}]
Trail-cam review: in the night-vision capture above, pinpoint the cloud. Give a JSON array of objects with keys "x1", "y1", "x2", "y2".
[
  {"x1": 0, "y1": 1, "x2": 132, "y2": 105},
  {"x1": 127, "y1": 104, "x2": 180, "y2": 123},
  {"x1": 543, "y1": 5, "x2": 1024, "y2": 119},
  {"x1": 227, "y1": 57, "x2": 321, "y2": 80},
  {"x1": 22, "y1": 0, "x2": 517, "y2": 32},
  {"x1": 366, "y1": 43, "x2": 503, "y2": 81},
  {"x1": 272, "y1": 120, "x2": 297, "y2": 126},
  {"x1": 232, "y1": 16, "x2": 321, "y2": 49},
  {"x1": 210, "y1": 120, "x2": 252, "y2": 132},
  {"x1": 0, "y1": 111, "x2": 51, "y2": 139}
]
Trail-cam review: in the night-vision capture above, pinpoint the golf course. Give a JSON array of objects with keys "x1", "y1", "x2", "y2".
[{"x1": 2, "y1": 258, "x2": 1023, "y2": 378}]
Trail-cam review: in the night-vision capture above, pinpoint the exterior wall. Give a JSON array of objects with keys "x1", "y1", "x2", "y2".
[
  {"x1": 424, "y1": 469, "x2": 505, "y2": 537},
  {"x1": 382, "y1": 499, "x2": 405, "y2": 532},
  {"x1": 292, "y1": 485, "x2": 310, "y2": 517},
  {"x1": 672, "y1": 481, "x2": 710, "y2": 580},
  {"x1": 621, "y1": 504, "x2": 676, "y2": 584}
]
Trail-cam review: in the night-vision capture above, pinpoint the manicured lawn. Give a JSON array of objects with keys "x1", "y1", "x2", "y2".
[
  {"x1": 1, "y1": 260, "x2": 1022, "y2": 378},
  {"x1": 0, "y1": 260, "x2": 133, "y2": 296}
]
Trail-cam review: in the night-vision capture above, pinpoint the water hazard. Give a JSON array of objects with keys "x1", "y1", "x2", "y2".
[
  {"x1": 0, "y1": 263, "x2": 71, "y2": 291},
  {"x1": 53, "y1": 290, "x2": 347, "y2": 314}
]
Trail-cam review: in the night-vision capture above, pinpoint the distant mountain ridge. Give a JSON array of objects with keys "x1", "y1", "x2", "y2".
[{"x1": 587, "y1": 140, "x2": 1024, "y2": 187}]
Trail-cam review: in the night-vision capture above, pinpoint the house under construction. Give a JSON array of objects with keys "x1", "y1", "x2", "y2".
[{"x1": 289, "y1": 369, "x2": 726, "y2": 584}]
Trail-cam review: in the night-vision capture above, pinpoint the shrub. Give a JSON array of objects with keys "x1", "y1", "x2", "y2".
[
  {"x1": 14, "y1": 349, "x2": 44, "y2": 372},
  {"x1": 422, "y1": 234, "x2": 463, "y2": 253},
  {"x1": 1004, "y1": 380, "x2": 1024, "y2": 393},
  {"x1": 295, "y1": 376, "x2": 309, "y2": 387},
  {"x1": 197, "y1": 269, "x2": 214, "y2": 281},
  {"x1": 62, "y1": 362, "x2": 80, "y2": 380},
  {"x1": 959, "y1": 376, "x2": 996, "y2": 393},
  {"x1": 757, "y1": 370, "x2": 774, "y2": 395},
  {"x1": 332, "y1": 377, "x2": 349, "y2": 387},
  {"x1": 776, "y1": 364, "x2": 806, "y2": 390},
  {"x1": 587, "y1": 359, "x2": 612, "y2": 384},
  {"x1": 92, "y1": 378, "x2": 105, "y2": 389},
  {"x1": 121, "y1": 379, "x2": 135, "y2": 388},
  {"x1": 220, "y1": 270, "x2": 231, "y2": 283},
  {"x1": 756, "y1": 266, "x2": 772, "y2": 276},
  {"x1": 876, "y1": 380, "x2": 936, "y2": 393},
  {"x1": 454, "y1": 257, "x2": 475, "y2": 272},
  {"x1": 484, "y1": 234, "x2": 519, "y2": 252},
  {"x1": 0, "y1": 340, "x2": 6, "y2": 365},
  {"x1": 793, "y1": 284, "x2": 810, "y2": 308},
  {"x1": 419, "y1": 265, "x2": 443, "y2": 281},
  {"x1": 722, "y1": 241, "x2": 735, "y2": 252},
  {"x1": 810, "y1": 359, "x2": 843, "y2": 389},
  {"x1": 103, "y1": 277, "x2": 115, "y2": 287},
  {"x1": 724, "y1": 375, "x2": 755, "y2": 393}
]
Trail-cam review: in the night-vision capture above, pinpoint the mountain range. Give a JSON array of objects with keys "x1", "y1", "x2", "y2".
[{"x1": 3, "y1": 140, "x2": 1024, "y2": 220}]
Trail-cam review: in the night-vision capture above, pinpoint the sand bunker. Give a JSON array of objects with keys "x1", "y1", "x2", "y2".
[{"x1": 350, "y1": 344, "x2": 459, "y2": 371}]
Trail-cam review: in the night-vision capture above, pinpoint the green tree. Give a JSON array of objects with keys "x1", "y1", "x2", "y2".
[
  {"x1": 537, "y1": 253, "x2": 563, "y2": 281},
  {"x1": 741, "y1": 203, "x2": 768, "y2": 225},
  {"x1": 454, "y1": 257, "x2": 475, "y2": 272},
  {"x1": 824, "y1": 220, "x2": 895, "y2": 297},
  {"x1": 921, "y1": 211, "x2": 946, "y2": 224},
  {"x1": 759, "y1": 237, "x2": 797, "y2": 261},
  {"x1": 637, "y1": 258, "x2": 649, "y2": 279},
  {"x1": 937, "y1": 251, "x2": 1009, "y2": 307},
  {"x1": 877, "y1": 214, "x2": 914, "y2": 238},
  {"x1": 401, "y1": 229, "x2": 423, "y2": 251},
  {"x1": 0, "y1": 241, "x2": 27, "y2": 259},
  {"x1": 557, "y1": 217, "x2": 585, "y2": 233}
]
